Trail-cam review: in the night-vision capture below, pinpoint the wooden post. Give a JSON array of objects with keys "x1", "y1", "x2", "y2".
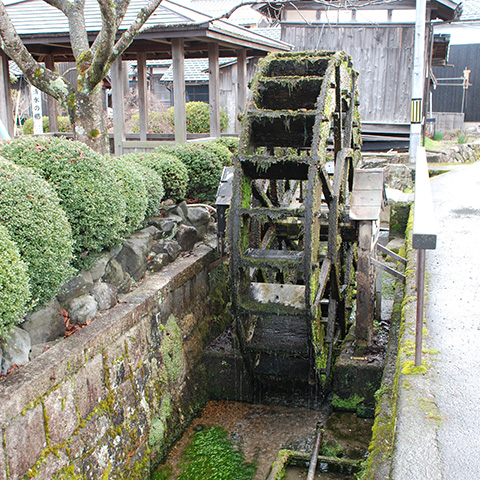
[
  {"x1": 208, "y1": 42, "x2": 220, "y2": 138},
  {"x1": 172, "y1": 38, "x2": 186, "y2": 144},
  {"x1": 137, "y1": 52, "x2": 148, "y2": 142},
  {"x1": 111, "y1": 57, "x2": 126, "y2": 156},
  {"x1": 409, "y1": 0, "x2": 427, "y2": 162},
  {"x1": 0, "y1": 51, "x2": 14, "y2": 137},
  {"x1": 356, "y1": 220, "x2": 374, "y2": 346},
  {"x1": 45, "y1": 55, "x2": 58, "y2": 133},
  {"x1": 236, "y1": 48, "x2": 247, "y2": 134}
]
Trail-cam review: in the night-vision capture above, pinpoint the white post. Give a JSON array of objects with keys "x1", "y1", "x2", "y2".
[
  {"x1": 208, "y1": 42, "x2": 220, "y2": 138},
  {"x1": 172, "y1": 38, "x2": 186, "y2": 144},
  {"x1": 409, "y1": 0, "x2": 427, "y2": 162},
  {"x1": 30, "y1": 85, "x2": 43, "y2": 134}
]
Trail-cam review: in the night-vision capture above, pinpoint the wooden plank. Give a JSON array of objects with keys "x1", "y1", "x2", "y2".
[
  {"x1": 376, "y1": 242, "x2": 407, "y2": 265},
  {"x1": 208, "y1": 42, "x2": 220, "y2": 138},
  {"x1": 45, "y1": 55, "x2": 58, "y2": 133},
  {"x1": 111, "y1": 57, "x2": 126, "y2": 156},
  {"x1": 236, "y1": 48, "x2": 247, "y2": 134},
  {"x1": 172, "y1": 38, "x2": 186, "y2": 144},
  {"x1": 137, "y1": 52, "x2": 148, "y2": 142},
  {"x1": 371, "y1": 257, "x2": 406, "y2": 283},
  {"x1": 313, "y1": 258, "x2": 332, "y2": 311}
]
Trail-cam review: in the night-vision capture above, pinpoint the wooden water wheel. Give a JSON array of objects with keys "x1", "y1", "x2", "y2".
[{"x1": 229, "y1": 51, "x2": 362, "y2": 387}]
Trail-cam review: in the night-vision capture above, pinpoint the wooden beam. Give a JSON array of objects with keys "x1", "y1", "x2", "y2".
[
  {"x1": 137, "y1": 52, "x2": 148, "y2": 142},
  {"x1": 45, "y1": 55, "x2": 58, "y2": 133},
  {"x1": 111, "y1": 57, "x2": 126, "y2": 156},
  {"x1": 236, "y1": 48, "x2": 247, "y2": 134},
  {"x1": 172, "y1": 38, "x2": 186, "y2": 144},
  {"x1": 0, "y1": 52, "x2": 14, "y2": 137},
  {"x1": 208, "y1": 42, "x2": 220, "y2": 138}
]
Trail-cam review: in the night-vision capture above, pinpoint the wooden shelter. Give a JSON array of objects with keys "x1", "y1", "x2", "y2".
[{"x1": 0, "y1": 0, "x2": 290, "y2": 153}]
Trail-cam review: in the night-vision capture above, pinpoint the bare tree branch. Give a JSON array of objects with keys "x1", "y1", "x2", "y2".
[
  {"x1": 0, "y1": 2, "x2": 74, "y2": 102},
  {"x1": 42, "y1": 0, "x2": 70, "y2": 16},
  {"x1": 107, "y1": 0, "x2": 163, "y2": 66}
]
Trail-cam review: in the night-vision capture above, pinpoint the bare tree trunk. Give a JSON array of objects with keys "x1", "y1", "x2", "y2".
[{"x1": 71, "y1": 85, "x2": 109, "y2": 154}]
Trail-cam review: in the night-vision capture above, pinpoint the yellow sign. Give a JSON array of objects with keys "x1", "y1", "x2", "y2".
[{"x1": 411, "y1": 99, "x2": 422, "y2": 124}]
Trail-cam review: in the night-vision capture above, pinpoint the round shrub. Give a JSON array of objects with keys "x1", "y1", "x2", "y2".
[
  {"x1": 109, "y1": 156, "x2": 148, "y2": 235},
  {"x1": 135, "y1": 164, "x2": 165, "y2": 218},
  {"x1": 123, "y1": 151, "x2": 188, "y2": 202},
  {"x1": 0, "y1": 225, "x2": 30, "y2": 339},
  {"x1": 22, "y1": 116, "x2": 72, "y2": 134},
  {"x1": 0, "y1": 137, "x2": 126, "y2": 267},
  {"x1": 154, "y1": 144, "x2": 223, "y2": 203},
  {"x1": 199, "y1": 141, "x2": 233, "y2": 166},
  {"x1": 166, "y1": 102, "x2": 229, "y2": 134},
  {"x1": 0, "y1": 158, "x2": 74, "y2": 307}
]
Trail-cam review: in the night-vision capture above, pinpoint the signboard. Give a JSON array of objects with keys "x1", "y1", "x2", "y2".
[{"x1": 30, "y1": 85, "x2": 43, "y2": 134}]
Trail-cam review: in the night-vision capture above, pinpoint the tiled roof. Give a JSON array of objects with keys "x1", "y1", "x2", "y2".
[
  {"x1": 160, "y1": 57, "x2": 236, "y2": 82},
  {"x1": 251, "y1": 27, "x2": 282, "y2": 42},
  {"x1": 460, "y1": 0, "x2": 480, "y2": 20}
]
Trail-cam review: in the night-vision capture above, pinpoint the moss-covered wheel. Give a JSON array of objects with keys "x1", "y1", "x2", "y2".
[{"x1": 229, "y1": 51, "x2": 361, "y2": 388}]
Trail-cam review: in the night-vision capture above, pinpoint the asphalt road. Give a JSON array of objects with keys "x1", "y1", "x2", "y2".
[{"x1": 426, "y1": 162, "x2": 480, "y2": 479}]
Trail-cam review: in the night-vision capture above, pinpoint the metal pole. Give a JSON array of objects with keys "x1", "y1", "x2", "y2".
[
  {"x1": 307, "y1": 422, "x2": 323, "y2": 480},
  {"x1": 415, "y1": 249, "x2": 426, "y2": 366}
]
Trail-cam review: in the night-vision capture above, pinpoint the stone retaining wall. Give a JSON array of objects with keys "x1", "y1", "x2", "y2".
[{"x1": 0, "y1": 241, "x2": 227, "y2": 480}]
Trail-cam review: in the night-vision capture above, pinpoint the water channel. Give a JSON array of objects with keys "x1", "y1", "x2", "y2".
[{"x1": 151, "y1": 252, "x2": 399, "y2": 480}]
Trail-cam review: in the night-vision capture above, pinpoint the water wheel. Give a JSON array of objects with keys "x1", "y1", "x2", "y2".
[{"x1": 229, "y1": 51, "x2": 362, "y2": 387}]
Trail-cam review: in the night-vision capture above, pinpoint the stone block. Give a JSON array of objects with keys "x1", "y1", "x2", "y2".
[
  {"x1": 176, "y1": 224, "x2": 198, "y2": 251},
  {"x1": 89, "y1": 252, "x2": 113, "y2": 282},
  {"x1": 103, "y1": 258, "x2": 132, "y2": 294},
  {"x1": 22, "y1": 299, "x2": 65, "y2": 345},
  {"x1": 187, "y1": 206, "x2": 211, "y2": 238},
  {"x1": 5, "y1": 404, "x2": 47, "y2": 479},
  {"x1": 68, "y1": 295, "x2": 98, "y2": 324},
  {"x1": 123, "y1": 317, "x2": 152, "y2": 371},
  {"x1": 147, "y1": 252, "x2": 170, "y2": 273},
  {"x1": 44, "y1": 380, "x2": 78, "y2": 445},
  {"x1": 73, "y1": 354, "x2": 107, "y2": 419},
  {"x1": 28, "y1": 449, "x2": 69, "y2": 479},
  {"x1": 91, "y1": 282, "x2": 118, "y2": 311},
  {"x1": 56, "y1": 271, "x2": 94, "y2": 307},
  {"x1": 115, "y1": 233, "x2": 153, "y2": 281},
  {"x1": 0, "y1": 327, "x2": 31, "y2": 375},
  {"x1": 69, "y1": 413, "x2": 110, "y2": 459},
  {"x1": 152, "y1": 240, "x2": 181, "y2": 262},
  {"x1": 138, "y1": 225, "x2": 162, "y2": 240},
  {"x1": 0, "y1": 441, "x2": 6, "y2": 480}
]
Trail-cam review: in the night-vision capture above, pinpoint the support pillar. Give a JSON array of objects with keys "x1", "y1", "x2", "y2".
[
  {"x1": 356, "y1": 220, "x2": 374, "y2": 346},
  {"x1": 208, "y1": 42, "x2": 220, "y2": 138},
  {"x1": 45, "y1": 55, "x2": 58, "y2": 133},
  {"x1": 172, "y1": 38, "x2": 186, "y2": 144},
  {"x1": 236, "y1": 48, "x2": 247, "y2": 134},
  {"x1": 0, "y1": 51, "x2": 14, "y2": 137},
  {"x1": 111, "y1": 57, "x2": 126, "y2": 156},
  {"x1": 409, "y1": 0, "x2": 427, "y2": 162},
  {"x1": 137, "y1": 52, "x2": 148, "y2": 142}
]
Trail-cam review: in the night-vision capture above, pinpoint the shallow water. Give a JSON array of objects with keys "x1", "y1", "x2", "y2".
[{"x1": 284, "y1": 466, "x2": 353, "y2": 480}]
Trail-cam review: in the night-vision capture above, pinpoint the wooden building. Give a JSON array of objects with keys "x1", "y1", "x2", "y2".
[
  {"x1": 0, "y1": 0, "x2": 290, "y2": 153},
  {"x1": 259, "y1": 0, "x2": 459, "y2": 140}
]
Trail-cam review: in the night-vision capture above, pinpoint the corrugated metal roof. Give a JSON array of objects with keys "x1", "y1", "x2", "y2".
[
  {"x1": 251, "y1": 27, "x2": 282, "y2": 41},
  {"x1": 160, "y1": 57, "x2": 236, "y2": 82},
  {"x1": 184, "y1": 0, "x2": 263, "y2": 25}
]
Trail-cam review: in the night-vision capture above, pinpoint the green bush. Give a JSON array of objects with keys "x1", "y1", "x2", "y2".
[
  {"x1": 0, "y1": 225, "x2": 30, "y2": 339},
  {"x1": 198, "y1": 140, "x2": 233, "y2": 166},
  {"x1": 0, "y1": 158, "x2": 74, "y2": 306},
  {"x1": 213, "y1": 136, "x2": 239, "y2": 155},
  {"x1": 154, "y1": 144, "x2": 222, "y2": 202},
  {"x1": 135, "y1": 164, "x2": 165, "y2": 218},
  {"x1": 22, "y1": 116, "x2": 72, "y2": 134},
  {"x1": 166, "y1": 101, "x2": 229, "y2": 134},
  {"x1": 0, "y1": 137, "x2": 126, "y2": 267},
  {"x1": 130, "y1": 111, "x2": 173, "y2": 134},
  {"x1": 123, "y1": 151, "x2": 188, "y2": 202},
  {"x1": 109, "y1": 156, "x2": 148, "y2": 235}
]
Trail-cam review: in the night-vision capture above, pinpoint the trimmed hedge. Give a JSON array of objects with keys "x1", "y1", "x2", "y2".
[
  {"x1": 123, "y1": 152, "x2": 188, "y2": 202},
  {"x1": 213, "y1": 136, "x2": 239, "y2": 155},
  {"x1": 198, "y1": 141, "x2": 233, "y2": 166},
  {"x1": 0, "y1": 225, "x2": 30, "y2": 339},
  {"x1": 130, "y1": 111, "x2": 173, "y2": 134},
  {"x1": 0, "y1": 158, "x2": 74, "y2": 307},
  {"x1": 154, "y1": 144, "x2": 222, "y2": 203},
  {"x1": 135, "y1": 164, "x2": 165, "y2": 218},
  {"x1": 109, "y1": 156, "x2": 148, "y2": 235},
  {"x1": 0, "y1": 137, "x2": 126, "y2": 267},
  {"x1": 22, "y1": 116, "x2": 72, "y2": 134}
]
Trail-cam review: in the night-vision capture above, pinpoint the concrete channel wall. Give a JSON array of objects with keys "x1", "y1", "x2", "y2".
[{"x1": 0, "y1": 242, "x2": 227, "y2": 480}]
